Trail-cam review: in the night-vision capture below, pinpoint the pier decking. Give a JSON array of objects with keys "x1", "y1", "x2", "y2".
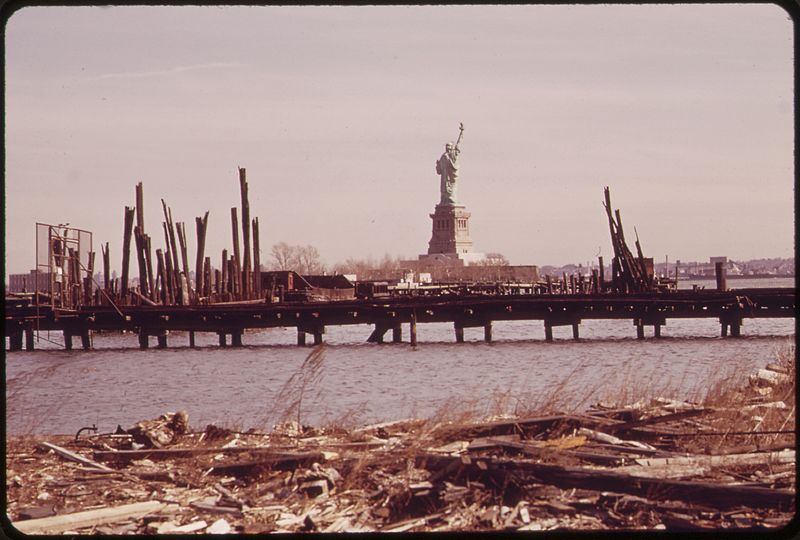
[{"x1": 5, "y1": 287, "x2": 794, "y2": 351}]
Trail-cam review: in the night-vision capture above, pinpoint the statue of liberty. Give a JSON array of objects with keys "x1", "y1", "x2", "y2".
[{"x1": 435, "y1": 123, "x2": 464, "y2": 206}]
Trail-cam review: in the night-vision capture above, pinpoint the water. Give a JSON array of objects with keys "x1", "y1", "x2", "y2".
[{"x1": 6, "y1": 278, "x2": 795, "y2": 435}]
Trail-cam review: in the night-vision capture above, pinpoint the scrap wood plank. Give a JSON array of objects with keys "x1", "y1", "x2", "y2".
[
  {"x1": 418, "y1": 454, "x2": 795, "y2": 510},
  {"x1": 39, "y1": 442, "x2": 115, "y2": 472},
  {"x1": 440, "y1": 414, "x2": 609, "y2": 439},
  {"x1": 604, "y1": 408, "x2": 711, "y2": 434},
  {"x1": 93, "y1": 445, "x2": 321, "y2": 462},
  {"x1": 13, "y1": 500, "x2": 172, "y2": 534},
  {"x1": 210, "y1": 451, "x2": 328, "y2": 475}
]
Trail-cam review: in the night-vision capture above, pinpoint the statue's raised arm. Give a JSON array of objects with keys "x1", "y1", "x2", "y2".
[{"x1": 454, "y1": 122, "x2": 465, "y2": 154}]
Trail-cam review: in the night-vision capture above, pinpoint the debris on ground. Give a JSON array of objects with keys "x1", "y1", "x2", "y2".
[{"x1": 6, "y1": 357, "x2": 795, "y2": 533}]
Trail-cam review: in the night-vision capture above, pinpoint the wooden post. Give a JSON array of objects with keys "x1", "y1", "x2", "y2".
[
  {"x1": 313, "y1": 329, "x2": 323, "y2": 345},
  {"x1": 121, "y1": 207, "x2": 135, "y2": 300},
  {"x1": 135, "y1": 182, "x2": 145, "y2": 233},
  {"x1": 721, "y1": 321, "x2": 729, "y2": 337},
  {"x1": 25, "y1": 326, "x2": 35, "y2": 351},
  {"x1": 544, "y1": 322, "x2": 553, "y2": 342},
  {"x1": 164, "y1": 249, "x2": 176, "y2": 305},
  {"x1": 205, "y1": 258, "x2": 213, "y2": 298},
  {"x1": 195, "y1": 212, "x2": 209, "y2": 299},
  {"x1": 591, "y1": 269, "x2": 599, "y2": 294},
  {"x1": 239, "y1": 168, "x2": 252, "y2": 299},
  {"x1": 64, "y1": 331, "x2": 73, "y2": 351},
  {"x1": 546, "y1": 275, "x2": 553, "y2": 294},
  {"x1": 138, "y1": 330, "x2": 149, "y2": 349},
  {"x1": 155, "y1": 249, "x2": 167, "y2": 304},
  {"x1": 133, "y1": 227, "x2": 149, "y2": 298},
  {"x1": 102, "y1": 242, "x2": 110, "y2": 293},
  {"x1": 221, "y1": 250, "x2": 229, "y2": 300},
  {"x1": 635, "y1": 319, "x2": 645, "y2": 340},
  {"x1": 297, "y1": 330, "x2": 306, "y2": 346},
  {"x1": 730, "y1": 320, "x2": 741, "y2": 337},
  {"x1": 231, "y1": 330, "x2": 243, "y2": 347},
  {"x1": 484, "y1": 321, "x2": 492, "y2": 342},
  {"x1": 392, "y1": 324, "x2": 402, "y2": 343},
  {"x1": 189, "y1": 331, "x2": 196, "y2": 348},
  {"x1": 230, "y1": 208, "x2": 242, "y2": 300},
  {"x1": 598, "y1": 256, "x2": 604, "y2": 292},
  {"x1": 410, "y1": 311, "x2": 418, "y2": 346},
  {"x1": 81, "y1": 331, "x2": 92, "y2": 350},
  {"x1": 252, "y1": 218, "x2": 261, "y2": 298},
  {"x1": 145, "y1": 235, "x2": 156, "y2": 302},
  {"x1": 219, "y1": 333, "x2": 227, "y2": 347},
  {"x1": 715, "y1": 262, "x2": 727, "y2": 291},
  {"x1": 9, "y1": 332, "x2": 23, "y2": 351},
  {"x1": 161, "y1": 201, "x2": 181, "y2": 280},
  {"x1": 176, "y1": 222, "x2": 191, "y2": 298},
  {"x1": 572, "y1": 323, "x2": 580, "y2": 340},
  {"x1": 454, "y1": 323, "x2": 464, "y2": 343},
  {"x1": 654, "y1": 324, "x2": 662, "y2": 338}
]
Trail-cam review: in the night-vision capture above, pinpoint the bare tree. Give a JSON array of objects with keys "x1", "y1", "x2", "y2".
[
  {"x1": 269, "y1": 242, "x2": 326, "y2": 274},
  {"x1": 297, "y1": 245, "x2": 325, "y2": 275},
  {"x1": 270, "y1": 242, "x2": 298, "y2": 271}
]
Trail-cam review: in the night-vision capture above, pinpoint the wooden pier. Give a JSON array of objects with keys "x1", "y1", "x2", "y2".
[{"x1": 5, "y1": 287, "x2": 794, "y2": 351}]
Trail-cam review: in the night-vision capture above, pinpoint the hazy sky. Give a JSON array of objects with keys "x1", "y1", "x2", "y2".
[{"x1": 4, "y1": 4, "x2": 794, "y2": 277}]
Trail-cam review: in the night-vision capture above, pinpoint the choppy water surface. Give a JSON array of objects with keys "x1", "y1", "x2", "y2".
[{"x1": 6, "y1": 278, "x2": 795, "y2": 435}]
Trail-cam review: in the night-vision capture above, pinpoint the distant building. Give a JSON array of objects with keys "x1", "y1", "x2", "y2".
[{"x1": 7, "y1": 270, "x2": 49, "y2": 293}]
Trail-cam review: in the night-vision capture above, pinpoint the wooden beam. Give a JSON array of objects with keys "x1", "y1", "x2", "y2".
[
  {"x1": 120, "y1": 206, "x2": 135, "y2": 299},
  {"x1": 13, "y1": 500, "x2": 170, "y2": 535},
  {"x1": 39, "y1": 441, "x2": 114, "y2": 472}
]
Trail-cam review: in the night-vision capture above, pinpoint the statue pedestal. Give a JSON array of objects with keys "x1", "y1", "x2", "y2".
[{"x1": 425, "y1": 204, "x2": 475, "y2": 257}]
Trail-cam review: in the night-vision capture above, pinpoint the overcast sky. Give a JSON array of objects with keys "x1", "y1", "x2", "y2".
[{"x1": 4, "y1": 4, "x2": 794, "y2": 277}]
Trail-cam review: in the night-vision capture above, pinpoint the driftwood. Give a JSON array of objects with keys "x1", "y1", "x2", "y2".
[
  {"x1": 39, "y1": 442, "x2": 114, "y2": 472},
  {"x1": 13, "y1": 500, "x2": 171, "y2": 534},
  {"x1": 418, "y1": 454, "x2": 795, "y2": 511}
]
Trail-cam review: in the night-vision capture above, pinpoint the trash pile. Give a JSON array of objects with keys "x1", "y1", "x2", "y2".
[{"x1": 6, "y1": 357, "x2": 795, "y2": 534}]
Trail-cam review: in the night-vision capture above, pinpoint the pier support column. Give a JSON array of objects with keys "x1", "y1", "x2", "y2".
[
  {"x1": 25, "y1": 327, "x2": 35, "y2": 351},
  {"x1": 454, "y1": 324, "x2": 464, "y2": 343},
  {"x1": 484, "y1": 322, "x2": 492, "y2": 343},
  {"x1": 297, "y1": 330, "x2": 306, "y2": 346},
  {"x1": 65, "y1": 331, "x2": 74, "y2": 351},
  {"x1": 409, "y1": 315, "x2": 417, "y2": 346},
  {"x1": 313, "y1": 328, "x2": 324, "y2": 346},
  {"x1": 392, "y1": 324, "x2": 402, "y2": 343},
  {"x1": 138, "y1": 331, "x2": 149, "y2": 350},
  {"x1": 218, "y1": 333, "x2": 227, "y2": 347},
  {"x1": 231, "y1": 330, "x2": 243, "y2": 347},
  {"x1": 9, "y1": 332, "x2": 23, "y2": 352},
  {"x1": 572, "y1": 323, "x2": 580, "y2": 340},
  {"x1": 720, "y1": 322, "x2": 728, "y2": 337},
  {"x1": 81, "y1": 330, "x2": 93, "y2": 350},
  {"x1": 189, "y1": 331, "x2": 196, "y2": 348},
  {"x1": 367, "y1": 324, "x2": 388, "y2": 344},
  {"x1": 544, "y1": 322, "x2": 553, "y2": 342},
  {"x1": 635, "y1": 320, "x2": 645, "y2": 340},
  {"x1": 654, "y1": 324, "x2": 662, "y2": 338},
  {"x1": 730, "y1": 320, "x2": 741, "y2": 338}
]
